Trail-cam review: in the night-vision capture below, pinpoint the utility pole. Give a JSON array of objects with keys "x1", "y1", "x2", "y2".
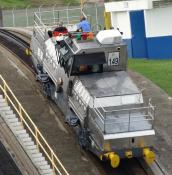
[
  {"x1": 80, "y1": 0, "x2": 84, "y2": 11},
  {"x1": 104, "y1": 0, "x2": 111, "y2": 29}
]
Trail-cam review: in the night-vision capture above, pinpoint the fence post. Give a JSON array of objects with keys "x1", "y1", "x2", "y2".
[
  {"x1": 66, "y1": 6, "x2": 69, "y2": 25},
  {"x1": 38, "y1": 5, "x2": 43, "y2": 21},
  {"x1": 80, "y1": 0, "x2": 84, "y2": 11},
  {"x1": 53, "y1": 4, "x2": 57, "y2": 24},
  {"x1": 0, "y1": 8, "x2": 3, "y2": 27},
  {"x1": 12, "y1": 8, "x2": 15, "y2": 27},
  {"x1": 95, "y1": 2, "x2": 99, "y2": 31},
  {"x1": 26, "y1": 6, "x2": 29, "y2": 27}
]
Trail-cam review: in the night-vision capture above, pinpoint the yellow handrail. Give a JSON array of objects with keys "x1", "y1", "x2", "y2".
[{"x1": 0, "y1": 75, "x2": 69, "y2": 175}]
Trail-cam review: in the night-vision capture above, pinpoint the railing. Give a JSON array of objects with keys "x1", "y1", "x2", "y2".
[
  {"x1": 0, "y1": 75, "x2": 69, "y2": 175},
  {"x1": 2, "y1": 3, "x2": 104, "y2": 28},
  {"x1": 91, "y1": 97, "x2": 155, "y2": 134},
  {"x1": 33, "y1": 6, "x2": 94, "y2": 43},
  {"x1": 36, "y1": 7, "x2": 82, "y2": 26},
  {"x1": 34, "y1": 12, "x2": 47, "y2": 43}
]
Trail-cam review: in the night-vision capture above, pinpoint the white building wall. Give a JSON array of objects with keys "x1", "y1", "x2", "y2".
[
  {"x1": 105, "y1": 0, "x2": 153, "y2": 12},
  {"x1": 111, "y1": 11, "x2": 132, "y2": 39},
  {"x1": 144, "y1": 7, "x2": 172, "y2": 37}
]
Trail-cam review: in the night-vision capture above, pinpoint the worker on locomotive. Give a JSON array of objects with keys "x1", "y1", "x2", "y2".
[{"x1": 76, "y1": 15, "x2": 91, "y2": 32}]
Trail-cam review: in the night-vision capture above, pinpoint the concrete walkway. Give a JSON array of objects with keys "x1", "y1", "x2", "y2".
[{"x1": 129, "y1": 70, "x2": 172, "y2": 174}]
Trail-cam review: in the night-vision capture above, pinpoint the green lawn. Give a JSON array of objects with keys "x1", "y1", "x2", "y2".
[
  {"x1": 0, "y1": 0, "x2": 30, "y2": 9},
  {"x1": 0, "y1": 0, "x2": 79, "y2": 9},
  {"x1": 128, "y1": 59, "x2": 172, "y2": 96}
]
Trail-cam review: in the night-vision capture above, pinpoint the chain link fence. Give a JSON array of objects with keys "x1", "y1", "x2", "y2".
[{"x1": 2, "y1": 3, "x2": 105, "y2": 29}]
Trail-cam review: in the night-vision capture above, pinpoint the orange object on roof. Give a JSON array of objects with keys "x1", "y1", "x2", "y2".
[{"x1": 87, "y1": 32, "x2": 94, "y2": 40}]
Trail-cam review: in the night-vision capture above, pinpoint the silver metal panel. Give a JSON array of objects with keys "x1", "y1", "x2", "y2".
[
  {"x1": 103, "y1": 134, "x2": 155, "y2": 151},
  {"x1": 75, "y1": 40, "x2": 101, "y2": 51},
  {"x1": 79, "y1": 71, "x2": 140, "y2": 98}
]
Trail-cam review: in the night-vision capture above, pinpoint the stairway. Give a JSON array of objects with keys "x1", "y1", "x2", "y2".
[{"x1": 0, "y1": 95, "x2": 54, "y2": 175}]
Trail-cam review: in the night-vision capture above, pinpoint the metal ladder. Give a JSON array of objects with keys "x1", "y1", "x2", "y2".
[{"x1": 0, "y1": 94, "x2": 53, "y2": 175}]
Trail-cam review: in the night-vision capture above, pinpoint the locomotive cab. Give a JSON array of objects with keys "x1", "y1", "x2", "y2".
[{"x1": 58, "y1": 39, "x2": 106, "y2": 76}]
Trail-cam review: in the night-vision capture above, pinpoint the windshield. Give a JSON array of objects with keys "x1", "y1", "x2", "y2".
[{"x1": 71, "y1": 52, "x2": 105, "y2": 75}]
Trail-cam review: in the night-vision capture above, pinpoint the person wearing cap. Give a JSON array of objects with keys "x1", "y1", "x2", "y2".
[{"x1": 77, "y1": 15, "x2": 91, "y2": 32}]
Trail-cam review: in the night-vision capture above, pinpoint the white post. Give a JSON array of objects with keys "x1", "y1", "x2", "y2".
[
  {"x1": 12, "y1": 8, "x2": 15, "y2": 27},
  {"x1": 26, "y1": 6, "x2": 29, "y2": 27},
  {"x1": 53, "y1": 4, "x2": 57, "y2": 24},
  {"x1": 38, "y1": 4, "x2": 43, "y2": 21},
  {"x1": 95, "y1": 2, "x2": 98, "y2": 31},
  {"x1": 66, "y1": 5, "x2": 69, "y2": 25}
]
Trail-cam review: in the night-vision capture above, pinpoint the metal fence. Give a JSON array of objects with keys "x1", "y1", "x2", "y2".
[{"x1": 2, "y1": 3, "x2": 105, "y2": 29}]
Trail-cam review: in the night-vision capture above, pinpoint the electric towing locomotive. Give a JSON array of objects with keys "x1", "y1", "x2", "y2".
[{"x1": 30, "y1": 9, "x2": 156, "y2": 168}]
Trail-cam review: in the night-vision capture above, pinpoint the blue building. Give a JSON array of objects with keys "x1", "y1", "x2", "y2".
[{"x1": 105, "y1": 0, "x2": 172, "y2": 59}]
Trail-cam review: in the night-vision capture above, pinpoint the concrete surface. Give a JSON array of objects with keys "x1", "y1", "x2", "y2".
[
  {"x1": 129, "y1": 70, "x2": 172, "y2": 174},
  {"x1": 0, "y1": 42, "x2": 172, "y2": 174}
]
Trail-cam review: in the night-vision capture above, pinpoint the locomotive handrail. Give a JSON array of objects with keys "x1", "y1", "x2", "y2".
[
  {"x1": 105, "y1": 105, "x2": 155, "y2": 115},
  {"x1": 93, "y1": 101, "x2": 155, "y2": 121},
  {"x1": 91, "y1": 96, "x2": 155, "y2": 134},
  {"x1": 94, "y1": 95, "x2": 154, "y2": 114},
  {"x1": 0, "y1": 75, "x2": 69, "y2": 175}
]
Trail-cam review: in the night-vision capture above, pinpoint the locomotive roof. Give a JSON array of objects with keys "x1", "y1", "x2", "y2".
[
  {"x1": 79, "y1": 71, "x2": 140, "y2": 98},
  {"x1": 65, "y1": 37, "x2": 124, "y2": 54},
  {"x1": 73, "y1": 39, "x2": 101, "y2": 50}
]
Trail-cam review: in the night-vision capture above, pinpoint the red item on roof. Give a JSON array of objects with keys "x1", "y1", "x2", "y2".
[{"x1": 53, "y1": 31, "x2": 68, "y2": 37}]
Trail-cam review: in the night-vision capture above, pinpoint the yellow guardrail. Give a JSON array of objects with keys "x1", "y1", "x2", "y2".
[{"x1": 0, "y1": 74, "x2": 69, "y2": 175}]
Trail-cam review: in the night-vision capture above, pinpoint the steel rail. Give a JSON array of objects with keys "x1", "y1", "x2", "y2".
[
  {"x1": 0, "y1": 29, "x2": 35, "y2": 74},
  {"x1": 138, "y1": 158, "x2": 169, "y2": 175}
]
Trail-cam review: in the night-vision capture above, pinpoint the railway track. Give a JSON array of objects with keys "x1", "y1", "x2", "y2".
[
  {"x1": 0, "y1": 28, "x2": 167, "y2": 175},
  {"x1": 0, "y1": 28, "x2": 35, "y2": 74}
]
